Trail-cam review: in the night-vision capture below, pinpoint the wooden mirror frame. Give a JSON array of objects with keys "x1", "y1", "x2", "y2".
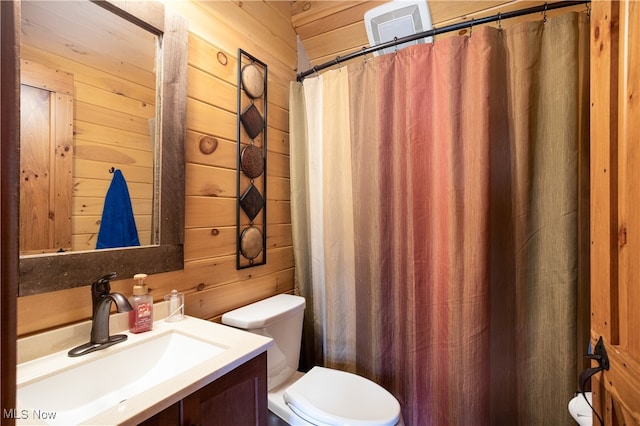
[
  {"x1": 1, "y1": 0, "x2": 20, "y2": 413},
  {"x1": 17, "y1": 0, "x2": 187, "y2": 296}
]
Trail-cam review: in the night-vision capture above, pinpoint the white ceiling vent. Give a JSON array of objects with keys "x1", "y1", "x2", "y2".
[{"x1": 364, "y1": 0, "x2": 433, "y2": 56}]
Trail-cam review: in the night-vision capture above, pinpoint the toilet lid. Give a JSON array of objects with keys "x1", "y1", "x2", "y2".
[{"x1": 283, "y1": 367, "x2": 400, "y2": 426}]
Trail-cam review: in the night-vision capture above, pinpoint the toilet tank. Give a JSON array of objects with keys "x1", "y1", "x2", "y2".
[{"x1": 222, "y1": 294, "x2": 306, "y2": 390}]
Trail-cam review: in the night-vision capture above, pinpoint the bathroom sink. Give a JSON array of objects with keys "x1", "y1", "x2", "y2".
[
  {"x1": 18, "y1": 330, "x2": 225, "y2": 424},
  {"x1": 17, "y1": 331, "x2": 224, "y2": 424},
  {"x1": 16, "y1": 318, "x2": 269, "y2": 425}
]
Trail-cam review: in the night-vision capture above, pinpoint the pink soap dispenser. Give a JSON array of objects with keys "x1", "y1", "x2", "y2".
[{"x1": 129, "y1": 273, "x2": 153, "y2": 333}]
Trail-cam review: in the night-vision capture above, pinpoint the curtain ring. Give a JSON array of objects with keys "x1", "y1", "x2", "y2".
[
  {"x1": 312, "y1": 66, "x2": 319, "y2": 77},
  {"x1": 469, "y1": 19, "x2": 474, "y2": 37},
  {"x1": 586, "y1": 2, "x2": 591, "y2": 17},
  {"x1": 497, "y1": 12, "x2": 502, "y2": 31},
  {"x1": 394, "y1": 36, "x2": 399, "y2": 54},
  {"x1": 543, "y1": 2, "x2": 548, "y2": 23}
]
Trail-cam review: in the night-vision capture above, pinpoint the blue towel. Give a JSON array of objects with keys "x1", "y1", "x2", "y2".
[{"x1": 96, "y1": 169, "x2": 140, "y2": 249}]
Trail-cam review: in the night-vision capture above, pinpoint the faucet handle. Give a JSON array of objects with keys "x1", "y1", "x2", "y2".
[
  {"x1": 93, "y1": 272, "x2": 118, "y2": 295},
  {"x1": 91, "y1": 272, "x2": 118, "y2": 317}
]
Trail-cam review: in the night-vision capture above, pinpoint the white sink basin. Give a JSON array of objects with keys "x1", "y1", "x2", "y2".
[
  {"x1": 18, "y1": 330, "x2": 224, "y2": 425},
  {"x1": 16, "y1": 316, "x2": 273, "y2": 425}
]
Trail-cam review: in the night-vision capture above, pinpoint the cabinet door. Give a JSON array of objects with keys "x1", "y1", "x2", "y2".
[
  {"x1": 182, "y1": 352, "x2": 268, "y2": 426},
  {"x1": 138, "y1": 402, "x2": 180, "y2": 426},
  {"x1": 591, "y1": 0, "x2": 640, "y2": 423}
]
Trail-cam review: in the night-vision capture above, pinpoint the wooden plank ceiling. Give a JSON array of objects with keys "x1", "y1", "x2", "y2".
[
  {"x1": 21, "y1": 1, "x2": 156, "y2": 77},
  {"x1": 292, "y1": 0, "x2": 587, "y2": 71}
]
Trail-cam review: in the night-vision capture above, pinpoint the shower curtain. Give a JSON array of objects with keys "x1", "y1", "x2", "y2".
[{"x1": 290, "y1": 12, "x2": 589, "y2": 426}]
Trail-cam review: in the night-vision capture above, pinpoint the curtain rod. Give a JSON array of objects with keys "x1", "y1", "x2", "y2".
[{"x1": 296, "y1": 0, "x2": 590, "y2": 82}]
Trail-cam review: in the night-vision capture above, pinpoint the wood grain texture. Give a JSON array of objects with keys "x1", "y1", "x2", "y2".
[
  {"x1": 590, "y1": 0, "x2": 617, "y2": 343},
  {"x1": 1, "y1": 0, "x2": 20, "y2": 420},
  {"x1": 617, "y1": 0, "x2": 640, "y2": 360},
  {"x1": 181, "y1": 352, "x2": 267, "y2": 426},
  {"x1": 17, "y1": 0, "x2": 594, "y2": 349},
  {"x1": 18, "y1": 4, "x2": 187, "y2": 299},
  {"x1": 21, "y1": 36, "x2": 156, "y2": 251},
  {"x1": 17, "y1": 0, "x2": 296, "y2": 335},
  {"x1": 295, "y1": 0, "x2": 589, "y2": 69},
  {"x1": 591, "y1": 0, "x2": 640, "y2": 422}
]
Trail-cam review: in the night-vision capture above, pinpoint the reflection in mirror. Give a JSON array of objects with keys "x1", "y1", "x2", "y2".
[
  {"x1": 18, "y1": 0, "x2": 187, "y2": 296},
  {"x1": 20, "y1": 0, "x2": 157, "y2": 254}
]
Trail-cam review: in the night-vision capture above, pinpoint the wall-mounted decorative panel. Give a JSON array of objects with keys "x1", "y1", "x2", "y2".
[{"x1": 236, "y1": 49, "x2": 267, "y2": 269}]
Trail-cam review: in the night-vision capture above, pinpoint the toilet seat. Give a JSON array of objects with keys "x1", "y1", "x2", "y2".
[{"x1": 283, "y1": 366, "x2": 401, "y2": 426}]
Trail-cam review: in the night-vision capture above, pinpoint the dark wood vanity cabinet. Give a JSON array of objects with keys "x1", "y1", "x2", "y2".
[
  {"x1": 182, "y1": 352, "x2": 267, "y2": 426},
  {"x1": 140, "y1": 352, "x2": 267, "y2": 426}
]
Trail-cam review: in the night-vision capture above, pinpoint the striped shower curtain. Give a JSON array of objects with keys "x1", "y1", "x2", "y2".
[{"x1": 290, "y1": 12, "x2": 590, "y2": 425}]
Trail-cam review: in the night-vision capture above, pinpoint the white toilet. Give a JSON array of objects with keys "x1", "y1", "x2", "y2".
[
  {"x1": 222, "y1": 294, "x2": 402, "y2": 426},
  {"x1": 568, "y1": 392, "x2": 593, "y2": 426}
]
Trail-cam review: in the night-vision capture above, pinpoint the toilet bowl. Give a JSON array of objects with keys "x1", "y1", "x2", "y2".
[
  {"x1": 222, "y1": 294, "x2": 402, "y2": 426},
  {"x1": 568, "y1": 392, "x2": 593, "y2": 426}
]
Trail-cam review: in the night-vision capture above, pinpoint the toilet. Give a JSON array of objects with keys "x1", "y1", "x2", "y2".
[
  {"x1": 568, "y1": 392, "x2": 593, "y2": 426},
  {"x1": 222, "y1": 294, "x2": 402, "y2": 426}
]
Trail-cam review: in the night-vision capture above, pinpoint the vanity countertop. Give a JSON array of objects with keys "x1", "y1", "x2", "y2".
[{"x1": 16, "y1": 309, "x2": 272, "y2": 425}]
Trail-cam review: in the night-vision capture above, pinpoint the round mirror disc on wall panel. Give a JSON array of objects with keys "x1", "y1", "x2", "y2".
[
  {"x1": 240, "y1": 226, "x2": 263, "y2": 260},
  {"x1": 241, "y1": 64, "x2": 264, "y2": 99},
  {"x1": 241, "y1": 144, "x2": 264, "y2": 178}
]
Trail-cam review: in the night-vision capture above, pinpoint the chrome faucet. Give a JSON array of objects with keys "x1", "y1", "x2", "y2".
[{"x1": 68, "y1": 273, "x2": 133, "y2": 357}]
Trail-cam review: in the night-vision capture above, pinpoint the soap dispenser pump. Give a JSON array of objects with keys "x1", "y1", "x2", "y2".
[{"x1": 129, "y1": 273, "x2": 153, "y2": 333}]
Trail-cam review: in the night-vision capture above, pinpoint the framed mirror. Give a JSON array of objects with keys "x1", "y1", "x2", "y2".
[{"x1": 17, "y1": 0, "x2": 187, "y2": 296}]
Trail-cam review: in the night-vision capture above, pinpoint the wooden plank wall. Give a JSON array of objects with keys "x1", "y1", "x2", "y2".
[
  {"x1": 22, "y1": 44, "x2": 156, "y2": 250},
  {"x1": 21, "y1": 2, "x2": 157, "y2": 250},
  {"x1": 590, "y1": 0, "x2": 640, "y2": 422},
  {"x1": 293, "y1": 0, "x2": 589, "y2": 70},
  {"x1": 17, "y1": 0, "x2": 296, "y2": 336},
  {"x1": 17, "y1": 0, "x2": 590, "y2": 337},
  {"x1": 19, "y1": 64, "x2": 74, "y2": 254}
]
